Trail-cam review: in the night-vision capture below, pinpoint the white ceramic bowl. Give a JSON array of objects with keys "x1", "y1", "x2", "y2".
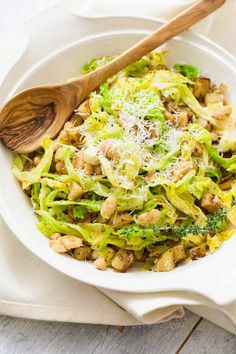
[{"x1": 1, "y1": 9, "x2": 236, "y2": 304}]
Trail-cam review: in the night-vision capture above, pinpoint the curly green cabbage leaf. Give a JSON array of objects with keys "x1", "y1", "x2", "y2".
[
  {"x1": 12, "y1": 137, "x2": 54, "y2": 189},
  {"x1": 189, "y1": 123, "x2": 236, "y2": 172},
  {"x1": 165, "y1": 186, "x2": 206, "y2": 226}
]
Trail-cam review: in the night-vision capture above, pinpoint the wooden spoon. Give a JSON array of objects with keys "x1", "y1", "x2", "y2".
[{"x1": 0, "y1": 0, "x2": 225, "y2": 153}]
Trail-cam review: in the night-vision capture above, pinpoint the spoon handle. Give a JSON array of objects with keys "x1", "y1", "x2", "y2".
[{"x1": 78, "y1": 0, "x2": 225, "y2": 96}]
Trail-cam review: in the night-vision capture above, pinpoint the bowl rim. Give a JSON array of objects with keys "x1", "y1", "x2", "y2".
[{"x1": 1, "y1": 12, "x2": 236, "y2": 303}]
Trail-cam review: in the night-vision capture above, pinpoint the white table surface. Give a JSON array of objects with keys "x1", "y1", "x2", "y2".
[{"x1": 0, "y1": 1, "x2": 235, "y2": 353}]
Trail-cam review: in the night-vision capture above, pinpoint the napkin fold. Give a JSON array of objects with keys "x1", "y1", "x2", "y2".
[
  {"x1": 102, "y1": 288, "x2": 236, "y2": 333},
  {"x1": 1, "y1": 0, "x2": 236, "y2": 335}
]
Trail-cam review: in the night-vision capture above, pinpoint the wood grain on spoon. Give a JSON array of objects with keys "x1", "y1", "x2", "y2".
[{"x1": 0, "y1": 0, "x2": 225, "y2": 153}]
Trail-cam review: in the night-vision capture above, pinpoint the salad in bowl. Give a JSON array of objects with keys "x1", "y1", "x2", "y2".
[{"x1": 12, "y1": 51, "x2": 236, "y2": 273}]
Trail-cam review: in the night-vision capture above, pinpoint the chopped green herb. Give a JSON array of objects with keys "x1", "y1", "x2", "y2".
[
  {"x1": 100, "y1": 82, "x2": 112, "y2": 113},
  {"x1": 73, "y1": 206, "x2": 86, "y2": 219},
  {"x1": 173, "y1": 63, "x2": 200, "y2": 81},
  {"x1": 126, "y1": 59, "x2": 147, "y2": 76}
]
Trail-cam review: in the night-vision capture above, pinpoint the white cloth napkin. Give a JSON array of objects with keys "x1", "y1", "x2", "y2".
[{"x1": 1, "y1": 0, "x2": 236, "y2": 334}]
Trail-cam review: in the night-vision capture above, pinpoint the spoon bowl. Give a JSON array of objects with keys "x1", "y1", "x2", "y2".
[{"x1": 0, "y1": 83, "x2": 81, "y2": 153}]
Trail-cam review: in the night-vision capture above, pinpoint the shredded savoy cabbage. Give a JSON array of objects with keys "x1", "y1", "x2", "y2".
[{"x1": 12, "y1": 50, "x2": 236, "y2": 272}]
